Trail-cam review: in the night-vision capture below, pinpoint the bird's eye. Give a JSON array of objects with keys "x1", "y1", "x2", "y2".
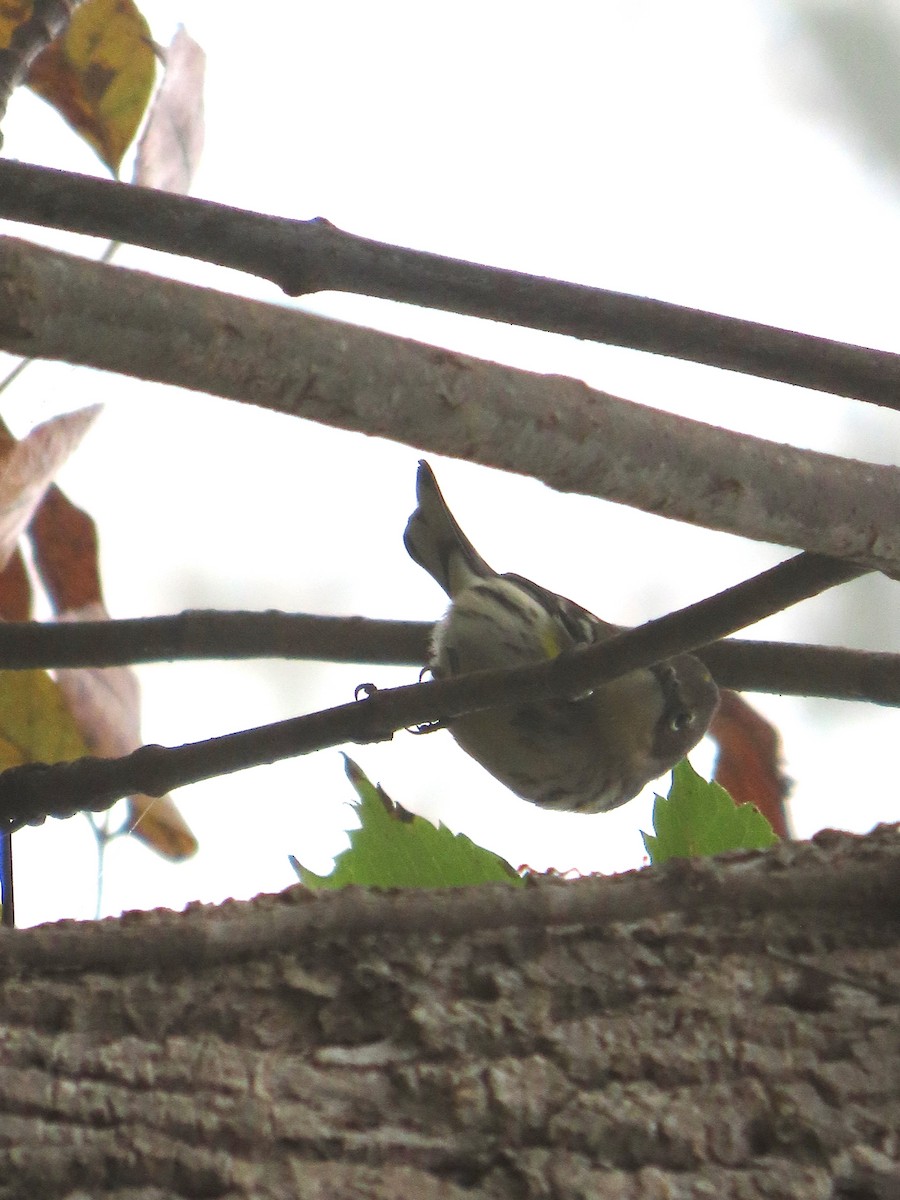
[{"x1": 669, "y1": 709, "x2": 694, "y2": 732}]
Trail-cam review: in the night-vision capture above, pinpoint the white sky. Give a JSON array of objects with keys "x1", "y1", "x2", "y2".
[{"x1": 2, "y1": 0, "x2": 899, "y2": 925}]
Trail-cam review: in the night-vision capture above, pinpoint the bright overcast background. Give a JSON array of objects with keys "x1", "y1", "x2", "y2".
[{"x1": 3, "y1": 0, "x2": 900, "y2": 926}]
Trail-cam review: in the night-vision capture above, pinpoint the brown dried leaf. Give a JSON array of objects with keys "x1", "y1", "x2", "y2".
[
  {"x1": 125, "y1": 792, "x2": 198, "y2": 861},
  {"x1": 0, "y1": 406, "x2": 100, "y2": 570},
  {"x1": 0, "y1": 414, "x2": 193, "y2": 858},
  {"x1": 0, "y1": 547, "x2": 32, "y2": 621},
  {"x1": 54, "y1": 602, "x2": 197, "y2": 861},
  {"x1": 710, "y1": 689, "x2": 791, "y2": 839},
  {"x1": 28, "y1": 483, "x2": 102, "y2": 615},
  {"x1": 53, "y1": 604, "x2": 139, "y2": 758},
  {"x1": 133, "y1": 26, "x2": 205, "y2": 194},
  {"x1": 22, "y1": 459, "x2": 196, "y2": 860}
]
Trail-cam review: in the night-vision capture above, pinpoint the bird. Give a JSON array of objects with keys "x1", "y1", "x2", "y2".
[{"x1": 403, "y1": 460, "x2": 719, "y2": 813}]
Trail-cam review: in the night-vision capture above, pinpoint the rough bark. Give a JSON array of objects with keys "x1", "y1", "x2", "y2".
[{"x1": 0, "y1": 827, "x2": 897, "y2": 1200}]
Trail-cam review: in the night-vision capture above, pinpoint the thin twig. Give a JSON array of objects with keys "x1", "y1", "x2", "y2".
[
  {"x1": 2, "y1": 160, "x2": 900, "y2": 408},
  {"x1": 1, "y1": 611, "x2": 898, "y2": 706},
  {"x1": 0, "y1": 550, "x2": 865, "y2": 831},
  {"x1": 697, "y1": 639, "x2": 900, "y2": 706},
  {"x1": 0, "y1": 612, "x2": 432, "y2": 669}
]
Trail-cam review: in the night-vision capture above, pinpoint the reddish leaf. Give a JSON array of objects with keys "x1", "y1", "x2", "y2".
[
  {"x1": 0, "y1": 547, "x2": 32, "y2": 621},
  {"x1": 133, "y1": 26, "x2": 205, "y2": 194},
  {"x1": 26, "y1": 0, "x2": 156, "y2": 174},
  {"x1": 0, "y1": 413, "x2": 194, "y2": 859},
  {"x1": 29, "y1": 483, "x2": 102, "y2": 615},
  {"x1": 710, "y1": 689, "x2": 791, "y2": 839},
  {"x1": 0, "y1": 406, "x2": 100, "y2": 570}
]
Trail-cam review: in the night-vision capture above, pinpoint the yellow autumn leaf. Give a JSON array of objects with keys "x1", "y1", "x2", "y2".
[
  {"x1": 0, "y1": 669, "x2": 89, "y2": 770},
  {"x1": 26, "y1": 0, "x2": 156, "y2": 173}
]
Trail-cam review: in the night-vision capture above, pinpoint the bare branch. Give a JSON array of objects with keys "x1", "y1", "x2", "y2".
[
  {"x1": 0, "y1": 612, "x2": 432, "y2": 669},
  {"x1": 697, "y1": 639, "x2": 900, "y2": 706},
  {"x1": 2, "y1": 611, "x2": 899, "y2": 706},
  {"x1": 2, "y1": 237, "x2": 900, "y2": 572},
  {"x1": 2, "y1": 161, "x2": 900, "y2": 409},
  {"x1": 0, "y1": 550, "x2": 864, "y2": 830}
]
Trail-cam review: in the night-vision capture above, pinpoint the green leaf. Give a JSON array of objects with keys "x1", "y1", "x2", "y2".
[
  {"x1": 292, "y1": 756, "x2": 523, "y2": 889},
  {"x1": 642, "y1": 759, "x2": 779, "y2": 864}
]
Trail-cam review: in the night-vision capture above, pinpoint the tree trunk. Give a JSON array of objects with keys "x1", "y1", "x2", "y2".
[{"x1": 0, "y1": 826, "x2": 897, "y2": 1200}]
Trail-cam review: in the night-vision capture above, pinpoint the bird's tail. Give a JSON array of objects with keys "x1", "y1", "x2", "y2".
[{"x1": 403, "y1": 460, "x2": 495, "y2": 597}]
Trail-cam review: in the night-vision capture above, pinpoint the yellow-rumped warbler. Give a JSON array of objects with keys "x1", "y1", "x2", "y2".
[{"x1": 404, "y1": 460, "x2": 719, "y2": 814}]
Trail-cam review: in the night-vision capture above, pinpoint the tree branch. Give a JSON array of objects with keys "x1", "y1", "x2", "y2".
[
  {"x1": 1, "y1": 825, "x2": 896, "y2": 975},
  {"x1": 0, "y1": 612, "x2": 431, "y2": 669},
  {"x1": 697, "y1": 639, "x2": 900, "y2": 706},
  {"x1": 0, "y1": 550, "x2": 864, "y2": 830},
  {"x1": 2, "y1": 160, "x2": 900, "y2": 409},
  {"x1": 2, "y1": 237, "x2": 900, "y2": 573},
  {"x1": 2, "y1": 610, "x2": 899, "y2": 706}
]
